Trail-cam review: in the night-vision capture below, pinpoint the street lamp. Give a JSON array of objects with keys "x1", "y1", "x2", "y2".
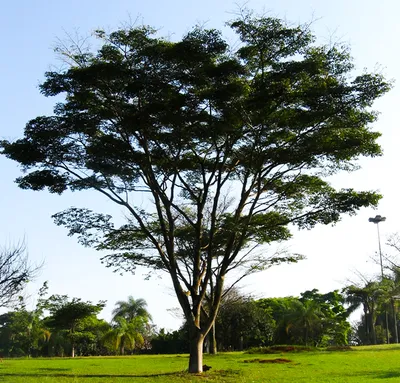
[
  {"x1": 368, "y1": 215, "x2": 386, "y2": 277},
  {"x1": 369, "y1": 215, "x2": 388, "y2": 343}
]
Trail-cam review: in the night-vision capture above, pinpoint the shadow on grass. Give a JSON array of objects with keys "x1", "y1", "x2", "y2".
[
  {"x1": 339, "y1": 369, "x2": 400, "y2": 380},
  {"x1": 375, "y1": 370, "x2": 400, "y2": 379},
  {"x1": 0, "y1": 371, "x2": 187, "y2": 379},
  {"x1": 37, "y1": 368, "x2": 71, "y2": 371}
]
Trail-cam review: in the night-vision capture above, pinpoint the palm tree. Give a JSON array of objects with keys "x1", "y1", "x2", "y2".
[
  {"x1": 103, "y1": 317, "x2": 145, "y2": 355},
  {"x1": 344, "y1": 281, "x2": 383, "y2": 344},
  {"x1": 112, "y1": 297, "x2": 152, "y2": 322},
  {"x1": 287, "y1": 299, "x2": 322, "y2": 346},
  {"x1": 390, "y1": 268, "x2": 400, "y2": 343},
  {"x1": 379, "y1": 268, "x2": 400, "y2": 344},
  {"x1": 26, "y1": 311, "x2": 51, "y2": 356}
]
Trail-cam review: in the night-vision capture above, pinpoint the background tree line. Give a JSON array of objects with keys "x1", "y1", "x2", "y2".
[
  {"x1": 344, "y1": 237, "x2": 400, "y2": 346},
  {"x1": 0, "y1": 285, "x2": 153, "y2": 358},
  {"x1": 4, "y1": 265, "x2": 400, "y2": 357},
  {"x1": 0, "y1": 285, "x2": 357, "y2": 357}
]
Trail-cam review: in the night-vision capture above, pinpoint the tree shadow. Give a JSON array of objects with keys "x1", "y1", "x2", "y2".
[
  {"x1": 37, "y1": 368, "x2": 71, "y2": 371},
  {"x1": 339, "y1": 369, "x2": 400, "y2": 380},
  {"x1": 375, "y1": 370, "x2": 400, "y2": 379},
  {"x1": 0, "y1": 371, "x2": 187, "y2": 379}
]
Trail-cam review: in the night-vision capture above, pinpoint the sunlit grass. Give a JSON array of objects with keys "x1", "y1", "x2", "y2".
[{"x1": 2, "y1": 345, "x2": 400, "y2": 382}]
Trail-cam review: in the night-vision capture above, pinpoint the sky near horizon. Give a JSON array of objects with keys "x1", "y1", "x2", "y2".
[{"x1": 0, "y1": 0, "x2": 398, "y2": 330}]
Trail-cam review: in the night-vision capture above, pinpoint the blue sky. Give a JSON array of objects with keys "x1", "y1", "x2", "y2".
[{"x1": 0, "y1": 0, "x2": 398, "y2": 329}]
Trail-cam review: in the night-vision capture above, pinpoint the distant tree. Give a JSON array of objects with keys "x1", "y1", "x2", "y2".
[
  {"x1": 45, "y1": 295, "x2": 105, "y2": 357},
  {"x1": 256, "y1": 290, "x2": 349, "y2": 346},
  {"x1": 347, "y1": 268, "x2": 400, "y2": 345},
  {"x1": 150, "y1": 328, "x2": 190, "y2": 354},
  {"x1": 257, "y1": 297, "x2": 298, "y2": 344},
  {"x1": 71, "y1": 315, "x2": 111, "y2": 356},
  {"x1": 215, "y1": 290, "x2": 274, "y2": 351},
  {"x1": 112, "y1": 296, "x2": 152, "y2": 322},
  {"x1": 298, "y1": 289, "x2": 350, "y2": 346},
  {"x1": 0, "y1": 311, "x2": 32, "y2": 357},
  {"x1": 344, "y1": 281, "x2": 383, "y2": 344},
  {"x1": 0, "y1": 243, "x2": 40, "y2": 308},
  {"x1": 0, "y1": 283, "x2": 50, "y2": 357},
  {"x1": 103, "y1": 316, "x2": 145, "y2": 355},
  {"x1": 381, "y1": 268, "x2": 400, "y2": 343},
  {"x1": 1, "y1": 10, "x2": 391, "y2": 372},
  {"x1": 287, "y1": 299, "x2": 322, "y2": 345}
]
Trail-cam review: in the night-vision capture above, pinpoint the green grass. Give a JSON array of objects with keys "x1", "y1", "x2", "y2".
[{"x1": 3, "y1": 345, "x2": 400, "y2": 382}]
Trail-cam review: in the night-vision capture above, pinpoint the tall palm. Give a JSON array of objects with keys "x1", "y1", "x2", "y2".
[
  {"x1": 344, "y1": 281, "x2": 383, "y2": 344},
  {"x1": 380, "y1": 268, "x2": 400, "y2": 343},
  {"x1": 112, "y1": 297, "x2": 152, "y2": 322},
  {"x1": 390, "y1": 268, "x2": 400, "y2": 343}
]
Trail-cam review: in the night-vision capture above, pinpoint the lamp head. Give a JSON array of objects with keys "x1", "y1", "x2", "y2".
[{"x1": 369, "y1": 215, "x2": 386, "y2": 224}]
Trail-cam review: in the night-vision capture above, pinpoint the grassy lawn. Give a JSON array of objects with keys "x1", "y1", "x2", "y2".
[{"x1": 2, "y1": 345, "x2": 400, "y2": 382}]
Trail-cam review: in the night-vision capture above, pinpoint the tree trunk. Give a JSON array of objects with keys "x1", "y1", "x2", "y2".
[
  {"x1": 209, "y1": 324, "x2": 217, "y2": 355},
  {"x1": 304, "y1": 325, "x2": 309, "y2": 346},
  {"x1": 239, "y1": 335, "x2": 244, "y2": 351},
  {"x1": 71, "y1": 343, "x2": 75, "y2": 358},
  {"x1": 392, "y1": 299, "x2": 399, "y2": 343},
  {"x1": 371, "y1": 311, "x2": 377, "y2": 345},
  {"x1": 364, "y1": 307, "x2": 370, "y2": 343},
  {"x1": 188, "y1": 331, "x2": 205, "y2": 373}
]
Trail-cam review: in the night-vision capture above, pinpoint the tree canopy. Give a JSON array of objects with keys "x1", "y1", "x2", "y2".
[
  {"x1": 112, "y1": 296, "x2": 152, "y2": 322},
  {"x1": 0, "y1": 288, "x2": 153, "y2": 358},
  {"x1": 0, "y1": 11, "x2": 391, "y2": 372},
  {"x1": 45, "y1": 295, "x2": 105, "y2": 357}
]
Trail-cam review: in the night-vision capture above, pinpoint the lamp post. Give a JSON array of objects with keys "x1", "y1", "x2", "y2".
[{"x1": 369, "y1": 215, "x2": 389, "y2": 343}]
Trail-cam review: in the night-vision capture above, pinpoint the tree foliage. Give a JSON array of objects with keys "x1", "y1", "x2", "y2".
[
  {"x1": 112, "y1": 296, "x2": 152, "y2": 322},
  {"x1": 0, "y1": 11, "x2": 391, "y2": 372},
  {"x1": 214, "y1": 290, "x2": 274, "y2": 350},
  {"x1": 103, "y1": 316, "x2": 145, "y2": 355},
  {"x1": 44, "y1": 295, "x2": 105, "y2": 357},
  {"x1": 344, "y1": 267, "x2": 400, "y2": 346},
  {"x1": 257, "y1": 289, "x2": 350, "y2": 346},
  {"x1": 0, "y1": 289, "x2": 156, "y2": 357},
  {"x1": 0, "y1": 243, "x2": 40, "y2": 308}
]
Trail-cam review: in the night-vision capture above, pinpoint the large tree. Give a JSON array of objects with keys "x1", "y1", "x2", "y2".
[{"x1": 1, "y1": 12, "x2": 390, "y2": 372}]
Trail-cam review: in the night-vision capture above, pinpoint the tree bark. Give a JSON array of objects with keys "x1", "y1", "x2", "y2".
[
  {"x1": 370, "y1": 311, "x2": 377, "y2": 345},
  {"x1": 209, "y1": 324, "x2": 217, "y2": 355},
  {"x1": 188, "y1": 331, "x2": 205, "y2": 373},
  {"x1": 303, "y1": 322, "x2": 309, "y2": 346},
  {"x1": 239, "y1": 335, "x2": 244, "y2": 351},
  {"x1": 364, "y1": 306, "x2": 370, "y2": 343},
  {"x1": 392, "y1": 299, "x2": 399, "y2": 343}
]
